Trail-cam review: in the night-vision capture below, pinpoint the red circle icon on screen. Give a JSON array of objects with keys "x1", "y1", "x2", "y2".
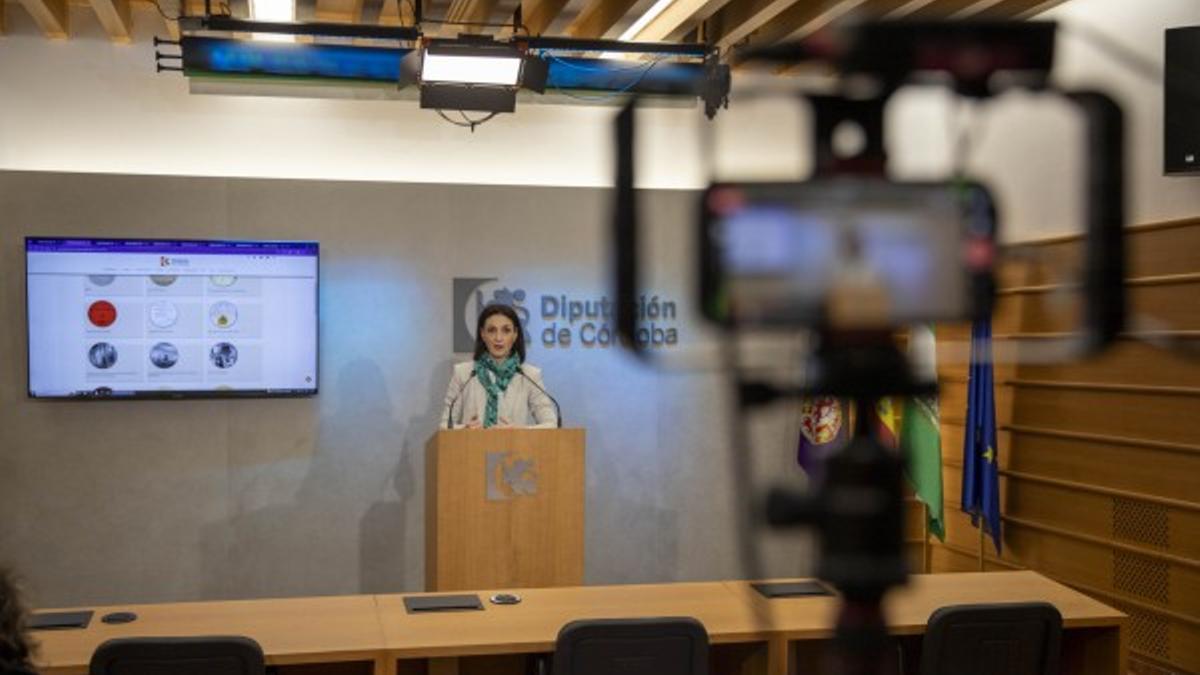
[{"x1": 88, "y1": 300, "x2": 118, "y2": 328}]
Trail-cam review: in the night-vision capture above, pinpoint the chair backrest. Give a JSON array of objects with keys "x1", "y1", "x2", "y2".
[
  {"x1": 89, "y1": 636, "x2": 265, "y2": 675},
  {"x1": 920, "y1": 602, "x2": 1062, "y2": 675},
  {"x1": 553, "y1": 617, "x2": 709, "y2": 675}
]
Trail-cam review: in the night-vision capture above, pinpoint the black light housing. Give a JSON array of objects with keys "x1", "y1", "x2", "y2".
[{"x1": 412, "y1": 38, "x2": 549, "y2": 113}]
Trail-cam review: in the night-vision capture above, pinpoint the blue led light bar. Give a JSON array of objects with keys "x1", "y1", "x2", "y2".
[{"x1": 179, "y1": 37, "x2": 710, "y2": 95}]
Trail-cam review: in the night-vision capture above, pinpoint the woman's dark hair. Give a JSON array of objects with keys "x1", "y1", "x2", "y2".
[
  {"x1": 473, "y1": 304, "x2": 526, "y2": 363},
  {"x1": 0, "y1": 567, "x2": 37, "y2": 674}
]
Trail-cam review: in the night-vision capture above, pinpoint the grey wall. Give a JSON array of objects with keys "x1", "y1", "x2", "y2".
[{"x1": 0, "y1": 170, "x2": 813, "y2": 608}]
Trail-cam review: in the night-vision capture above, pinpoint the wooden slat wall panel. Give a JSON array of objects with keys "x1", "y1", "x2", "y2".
[
  {"x1": 905, "y1": 542, "x2": 926, "y2": 574},
  {"x1": 1017, "y1": 339, "x2": 1200, "y2": 388},
  {"x1": 938, "y1": 381, "x2": 1014, "y2": 427},
  {"x1": 1004, "y1": 525, "x2": 1200, "y2": 627},
  {"x1": 987, "y1": 280, "x2": 1200, "y2": 335},
  {"x1": 1002, "y1": 430, "x2": 1200, "y2": 505},
  {"x1": 911, "y1": 219, "x2": 1200, "y2": 675},
  {"x1": 1008, "y1": 387, "x2": 1200, "y2": 446},
  {"x1": 941, "y1": 425, "x2": 1014, "y2": 470},
  {"x1": 1005, "y1": 479, "x2": 1200, "y2": 560},
  {"x1": 1006, "y1": 218, "x2": 1200, "y2": 281},
  {"x1": 929, "y1": 543, "x2": 982, "y2": 572}
]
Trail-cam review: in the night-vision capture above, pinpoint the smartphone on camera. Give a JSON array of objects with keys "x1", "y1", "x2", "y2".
[{"x1": 699, "y1": 177, "x2": 997, "y2": 329}]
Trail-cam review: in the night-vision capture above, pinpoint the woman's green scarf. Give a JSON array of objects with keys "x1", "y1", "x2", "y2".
[{"x1": 474, "y1": 354, "x2": 520, "y2": 428}]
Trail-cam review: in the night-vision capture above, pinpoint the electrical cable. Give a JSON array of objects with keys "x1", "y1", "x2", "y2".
[
  {"x1": 435, "y1": 108, "x2": 498, "y2": 131},
  {"x1": 151, "y1": 0, "x2": 181, "y2": 22},
  {"x1": 548, "y1": 59, "x2": 662, "y2": 102},
  {"x1": 543, "y1": 52, "x2": 664, "y2": 73}
]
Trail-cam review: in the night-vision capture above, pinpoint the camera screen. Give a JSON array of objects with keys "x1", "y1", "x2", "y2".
[{"x1": 701, "y1": 179, "x2": 993, "y2": 327}]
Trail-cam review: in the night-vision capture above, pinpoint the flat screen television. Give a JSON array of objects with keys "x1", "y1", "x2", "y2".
[{"x1": 26, "y1": 237, "x2": 319, "y2": 399}]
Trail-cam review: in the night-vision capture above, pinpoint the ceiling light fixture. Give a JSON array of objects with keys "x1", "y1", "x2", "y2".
[
  {"x1": 414, "y1": 38, "x2": 548, "y2": 113},
  {"x1": 248, "y1": 0, "x2": 295, "y2": 41}
]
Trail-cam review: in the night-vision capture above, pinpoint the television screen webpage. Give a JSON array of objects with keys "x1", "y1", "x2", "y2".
[{"x1": 26, "y1": 237, "x2": 319, "y2": 399}]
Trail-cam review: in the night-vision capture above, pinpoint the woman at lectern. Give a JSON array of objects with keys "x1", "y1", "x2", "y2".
[{"x1": 441, "y1": 304, "x2": 558, "y2": 429}]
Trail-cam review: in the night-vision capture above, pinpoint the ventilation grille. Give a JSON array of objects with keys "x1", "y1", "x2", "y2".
[
  {"x1": 1113, "y1": 498, "x2": 1170, "y2": 549},
  {"x1": 1114, "y1": 600, "x2": 1171, "y2": 662},
  {"x1": 1113, "y1": 550, "x2": 1170, "y2": 605}
]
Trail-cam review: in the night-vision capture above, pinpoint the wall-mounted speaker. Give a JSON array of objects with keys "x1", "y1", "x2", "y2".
[{"x1": 1165, "y1": 26, "x2": 1200, "y2": 176}]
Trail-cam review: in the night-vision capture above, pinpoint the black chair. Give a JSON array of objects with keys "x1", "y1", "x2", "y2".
[
  {"x1": 89, "y1": 636, "x2": 265, "y2": 675},
  {"x1": 919, "y1": 602, "x2": 1062, "y2": 675},
  {"x1": 553, "y1": 617, "x2": 709, "y2": 675}
]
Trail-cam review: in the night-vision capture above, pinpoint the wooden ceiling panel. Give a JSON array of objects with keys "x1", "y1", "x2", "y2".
[
  {"x1": 14, "y1": 0, "x2": 1065, "y2": 67},
  {"x1": 90, "y1": 0, "x2": 132, "y2": 41},
  {"x1": 433, "y1": 0, "x2": 498, "y2": 34},
  {"x1": 739, "y1": 0, "x2": 909, "y2": 48},
  {"x1": 629, "y1": 0, "x2": 732, "y2": 43},
  {"x1": 708, "y1": 0, "x2": 799, "y2": 50},
  {"x1": 902, "y1": 0, "x2": 987, "y2": 18},
  {"x1": 520, "y1": 0, "x2": 569, "y2": 36},
  {"x1": 981, "y1": 0, "x2": 1068, "y2": 18},
  {"x1": 18, "y1": 0, "x2": 69, "y2": 36},
  {"x1": 562, "y1": 0, "x2": 637, "y2": 38}
]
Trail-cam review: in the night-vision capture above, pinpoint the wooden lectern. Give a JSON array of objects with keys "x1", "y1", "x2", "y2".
[{"x1": 425, "y1": 428, "x2": 585, "y2": 592}]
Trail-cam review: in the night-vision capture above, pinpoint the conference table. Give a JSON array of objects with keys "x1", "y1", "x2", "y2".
[{"x1": 34, "y1": 571, "x2": 1124, "y2": 675}]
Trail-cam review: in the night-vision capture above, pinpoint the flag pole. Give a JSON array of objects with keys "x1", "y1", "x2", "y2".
[
  {"x1": 977, "y1": 519, "x2": 985, "y2": 571},
  {"x1": 922, "y1": 504, "x2": 930, "y2": 573}
]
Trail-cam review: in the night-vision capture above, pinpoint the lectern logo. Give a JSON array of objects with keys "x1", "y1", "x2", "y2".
[{"x1": 486, "y1": 451, "x2": 538, "y2": 501}]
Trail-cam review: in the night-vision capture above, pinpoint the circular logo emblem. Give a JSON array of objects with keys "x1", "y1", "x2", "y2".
[
  {"x1": 210, "y1": 301, "x2": 238, "y2": 329},
  {"x1": 88, "y1": 342, "x2": 118, "y2": 369},
  {"x1": 149, "y1": 342, "x2": 179, "y2": 369},
  {"x1": 210, "y1": 342, "x2": 238, "y2": 369},
  {"x1": 148, "y1": 301, "x2": 179, "y2": 329},
  {"x1": 800, "y1": 396, "x2": 843, "y2": 444},
  {"x1": 88, "y1": 300, "x2": 118, "y2": 328}
]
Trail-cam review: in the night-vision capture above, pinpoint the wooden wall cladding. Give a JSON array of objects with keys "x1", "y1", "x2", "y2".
[
  {"x1": 911, "y1": 218, "x2": 1200, "y2": 675},
  {"x1": 1003, "y1": 429, "x2": 1200, "y2": 510}
]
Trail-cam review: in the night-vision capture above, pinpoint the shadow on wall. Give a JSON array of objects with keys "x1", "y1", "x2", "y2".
[
  {"x1": 585, "y1": 425, "x2": 680, "y2": 585},
  {"x1": 199, "y1": 359, "x2": 414, "y2": 599},
  {"x1": 358, "y1": 358, "x2": 454, "y2": 593}
]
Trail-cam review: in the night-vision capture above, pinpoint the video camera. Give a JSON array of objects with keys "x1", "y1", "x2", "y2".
[{"x1": 611, "y1": 19, "x2": 1127, "y2": 675}]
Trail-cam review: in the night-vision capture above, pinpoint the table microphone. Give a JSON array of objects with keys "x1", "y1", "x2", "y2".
[
  {"x1": 445, "y1": 371, "x2": 476, "y2": 429},
  {"x1": 517, "y1": 367, "x2": 562, "y2": 428}
]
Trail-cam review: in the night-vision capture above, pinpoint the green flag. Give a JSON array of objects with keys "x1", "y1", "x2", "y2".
[{"x1": 902, "y1": 324, "x2": 945, "y2": 541}]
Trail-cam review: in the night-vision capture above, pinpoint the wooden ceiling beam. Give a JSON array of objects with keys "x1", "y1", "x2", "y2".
[
  {"x1": 520, "y1": 0, "x2": 567, "y2": 36},
  {"x1": 90, "y1": 0, "x2": 132, "y2": 41},
  {"x1": 901, "y1": 0, "x2": 982, "y2": 18},
  {"x1": 629, "y1": 0, "x2": 732, "y2": 43},
  {"x1": 741, "y1": 0, "x2": 911, "y2": 48},
  {"x1": 1, "y1": 0, "x2": 6, "y2": 34},
  {"x1": 435, "y1": 0, "x2": 498, "y2": 35},
  {"x1": 986, "y1": 0, "x2": 1070, "y2": 18},
  {"x1": 359, "y1": 0, "x2": 386, "y2": 23},
  {"x1": 18, "y1": 0, "x2": 69, "y2": 37},
  {"x1": 707, "y1": 0, "x2": 799, "y2": 51},
  {"x1": 563, "y1": 0, "x2": 637, "y2": 39}
]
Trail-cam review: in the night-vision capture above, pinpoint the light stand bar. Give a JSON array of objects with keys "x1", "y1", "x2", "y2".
[
  {"x1": 524, "y1": 36, "x2": 709, "y2": 58},
  {"x1": 192, "y1": 16, "x2": 420, "y2": 41}
]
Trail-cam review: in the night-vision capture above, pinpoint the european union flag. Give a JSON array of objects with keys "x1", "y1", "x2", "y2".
[{"x1": 962, "y1": 317, "x2": 1002, "y2": 554}]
